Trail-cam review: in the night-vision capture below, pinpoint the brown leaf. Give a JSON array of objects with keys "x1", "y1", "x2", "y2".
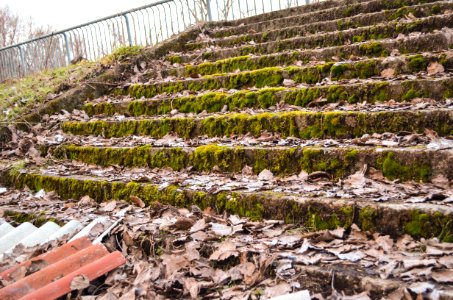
[
  {"x1": 439, "y1": 256, "x2": 453, "y2": 268},
  {"x1": 184, "y1": 277, "x2": 199, "y2": 298},
  {"x1": 265, "y1": 282, "x2": 292, "y2": 298},
  {"x1": 381, "y1": 68, "x2": 395, "y2": 78},
  {"x1": 258, "y1": 169, "x2": 274, "y2": 181},
  {"x1": 432, "y1": 269, "x2": 453, "y2": 283},
  {"x1": 427, "y1": 62, "x2": 444, "y2": 75},
  {"x1": 79, "y1": 195, "x2": 95, "y2": 206},
  {"x1": 173, "y1": 217, "x2": 195, "y2": 231},
  {"x1": 162, "y1": 254, "x2": 189, "y2": 276},
  {"x1": 130, "y1": 195, "x2": 145, "y2": 208},
  {"x1": 209, "y1": 241, "x2": 238, "y2": 261},
  {"x1": 190, "y1": 218, "x2": 207, "y2": 233},
  {"x1": 70, "y1": 274, "x2": 90, "y2": 290},
  {"x1": 101, "y1": 200, "x2": 117, "y2": 212}
]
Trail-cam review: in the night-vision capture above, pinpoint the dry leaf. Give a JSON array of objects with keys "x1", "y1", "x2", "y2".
[
  {"x1": 432, "y1": 269, "x2": 453, "y2": 283},
  {"x1": 130, "y1": 195, "x2": 145, "y2": 208},
  {"x1": 70, "y1": 274, "x2": 90, "y2": 290},
  {"x1": 174, "y1": 217, "x2": 195, "y2": 230},
  {"x1": 209, "y1": 241, "x2": 238, "y2": 261},
  {"x1": 381, "y1": 68, "x2": 395, "y2": 78},
  {"x1": 258, "y1": 169, "x2": 274, "y2": 181},
  {"x1": 427, "y1": 62, "x2": 444, "y2": 75}
]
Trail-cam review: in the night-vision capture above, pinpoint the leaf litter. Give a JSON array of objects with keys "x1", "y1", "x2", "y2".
[{"x1": 0, "y1": 188, "x2": 452, "y2": 299}]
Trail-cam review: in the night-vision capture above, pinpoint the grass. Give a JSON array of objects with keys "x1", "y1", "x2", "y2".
[
  {"x1": 0, "y1": 45, "x2": 144, "y2": 123},
  {"x1": 0, "y1": 60, "x2": 96, "y2": 122}
]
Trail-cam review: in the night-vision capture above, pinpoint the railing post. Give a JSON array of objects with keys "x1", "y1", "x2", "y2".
[
  {"x1": 18, "y1": 46, "x2": 26, "y2": 76},
  {"x1": 123, "y1": 14, "x2": 133, "y2": 46},
  {"x1": 206, "y1": 0, "x2": 213, "y2": 22},
  {"x1": 63, "y1": 32, "x2": 72, "y2": 64}
]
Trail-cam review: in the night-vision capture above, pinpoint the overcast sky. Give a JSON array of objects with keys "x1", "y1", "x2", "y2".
[{"x1": 2, "y1": 0, "x2": 156, "y2": 30}]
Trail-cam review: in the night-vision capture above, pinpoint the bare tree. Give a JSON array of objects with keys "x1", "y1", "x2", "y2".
[{"x1": 0, "y1": 6, "x2": 53, "y2": 47}]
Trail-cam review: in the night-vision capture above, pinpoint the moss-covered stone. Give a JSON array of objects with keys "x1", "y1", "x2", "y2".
[
  {"x1": 8, "y1": 172, "x2": 453, "y2": 240},
  {"x1": 63, "y1": 109, "x2": 453, "y2": 140},
  {"x1": 56, "y1": 144, "x2": 451, "y2": 182}
]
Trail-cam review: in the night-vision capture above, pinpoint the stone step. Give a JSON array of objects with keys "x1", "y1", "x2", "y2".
[
  {"x1": 55, "y1": 144, "x2": 453, "y2": 182},
  {"x1": 208, "y1": 0, "x2": 448, "y2": 39},
  {"x1": 170, "y1": 13, "x2": 453, "y2": 63},
  {"x1": 90, "y1": 77, "x2": 453, "y2": 117},
  {"x1": 122, "y1": 52, "x2": 453, "y2": 98},
  {"x1": 62, "y1": 109, "x2": 453, "y2": 139},
  {"x1": 6, "y1": 170, "x2": 453, "y2": 241},
  {"x1": 166, "y1": 30, "x2": 451, "y2": 68},
  {"x1": 188, "y1": 1, "x2": 452, "y2": 51},
  {"x1": 165, "y1": 40, "x2": 453, "y2": 78},
  {"x1": 209, "y1": 0, "x2": 439, "y2": 29}
]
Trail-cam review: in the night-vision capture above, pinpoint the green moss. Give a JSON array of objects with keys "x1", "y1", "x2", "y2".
[
  {"x1": 359, "y1": 207, "x2": 377, "y2": 231},
  {"x1": 3, "y1": 211, "x2": 61, "y2": 227},
  {"x1": 359, "y1": 42, "x2": 384, "y2": 56},
  {"x1": 380, "y1": 152, "x2": 431, "y2": 182},
  {"x1": 63, "y1": 110, "x2": 453, "y2": 140},
  {"x1": 9, "y1": 160, "x2": 26, "y2": 178},
  {"x1": 402, "y1": 88, "x2": 423, "y2": 101},
  {"x1": 352, "y1": 35, "x2": 364, "y2": 43},
  {"x1": 408, "y1": 54, "x2": 428, "y2": 72},
  {"x1": 102, "y1": 46, "x2": 142, "y2": 64},
  {"x1": 167, "y1": 55, "x2": 182, "y2": 64}
]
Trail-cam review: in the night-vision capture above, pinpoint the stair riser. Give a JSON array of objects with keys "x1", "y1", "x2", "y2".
[
  {"x1": 98, "y1": 78, "x2": 453, "y2": 117},
  {"x1": 192, "y1": 2, "x2": 452, "y2": 49},
  {"x1": 212, "y1": 0, "x2": 448, "y2": 38},
  {"x1": 133, "y1": 53, "x2": 453, "y2": 96},
  {"x1": 56, "y1": 145, "x2": 453, "y2": 182},
  {"x1": 9, "y1": 173, "x2": 453, "y2": 241},
  {"x1": 62, "y1": 110, "x2": 453, "y2": 139}
]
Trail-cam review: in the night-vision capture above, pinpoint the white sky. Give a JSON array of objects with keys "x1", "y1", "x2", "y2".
[{"x1": 1, "y1": 0, "x2": 157, "y2": 31}]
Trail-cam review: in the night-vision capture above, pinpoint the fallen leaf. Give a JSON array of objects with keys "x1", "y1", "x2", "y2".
[
  {"x1": 130, "y1": 195, "x2": 145, "y2": 208},
  {"x1": 427, "y1": 62, "x2": 444, "y2": 75},
  {"x1": 209, "y1": 241, "x2": 238, "y2": 261},
  {"x1": 190, "y1": 218, "x2": 207, "y2": 233},
  {"x1": 79, "y1": 195, "x2": 95, "y2": 206},
  {"x1": 258, "y1": 169, "x2": 274, "y2": 181},
  {"x1": 432, "y1": 269, "x2": 453, "y2": 283},
  {"x1": 101, "y1": 200, "x2": 117, "y2": 212},
  {"x1": 173, "y1": 217, "x2": 195, "y2": 230},
  {"x1": 70, "y1": 274, "x2": 90, "y2": 290},
  {"x1": 210, "y1": 222, "x2": 232, "y2": 236},
  {"x1": 381, "y1": 68, "x2": 395, "y2": 78},
  {"x1": 439, "y1": 256, "x2": 453, "y2": 268},
  {"x1": 265, "y1": 282, "x2": 292, "y2": 298}
]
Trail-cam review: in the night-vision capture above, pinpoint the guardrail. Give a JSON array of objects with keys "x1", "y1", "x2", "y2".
[{"x1": 0, "y1": 0, "x2": 313, "y2": 82}]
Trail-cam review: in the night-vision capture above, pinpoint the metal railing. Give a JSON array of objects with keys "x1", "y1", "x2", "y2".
[{"x1": 0, "y1": 0, "x2": 313, "y2": 82}]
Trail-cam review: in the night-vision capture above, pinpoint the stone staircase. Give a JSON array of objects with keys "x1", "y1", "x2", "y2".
[{"x1": 5, "y1": 0, "x2": 453, "y2": 243}]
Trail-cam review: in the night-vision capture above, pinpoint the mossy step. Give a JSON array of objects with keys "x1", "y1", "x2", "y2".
[
  {"x1": 172, "y1": 13, "x2": 453, "y2": 62},
  {"x1": 56, "y1": 144, "x2": 453, "y2": 182},
  {"x1": 189, "y1": 1, "x2": 451, "y2": 50},
  {"x1": 62, "y1": 109, "x2": 453, "y2": 139},
  {"x1": 7, "y1": 172, "x2": 453, "y2": 241},
  {"x1": 209, "y1": 0, "x2": 447, "y2": 39},
  {"x1": 168, "y1": 30, "x2": 450, "y2": 67},
  {"x1": 129, "y1": 53, "x2": 453, "y2": 97},
  {"x1": 93, "y1": 77, "x2": 453, "y2": 117}
]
